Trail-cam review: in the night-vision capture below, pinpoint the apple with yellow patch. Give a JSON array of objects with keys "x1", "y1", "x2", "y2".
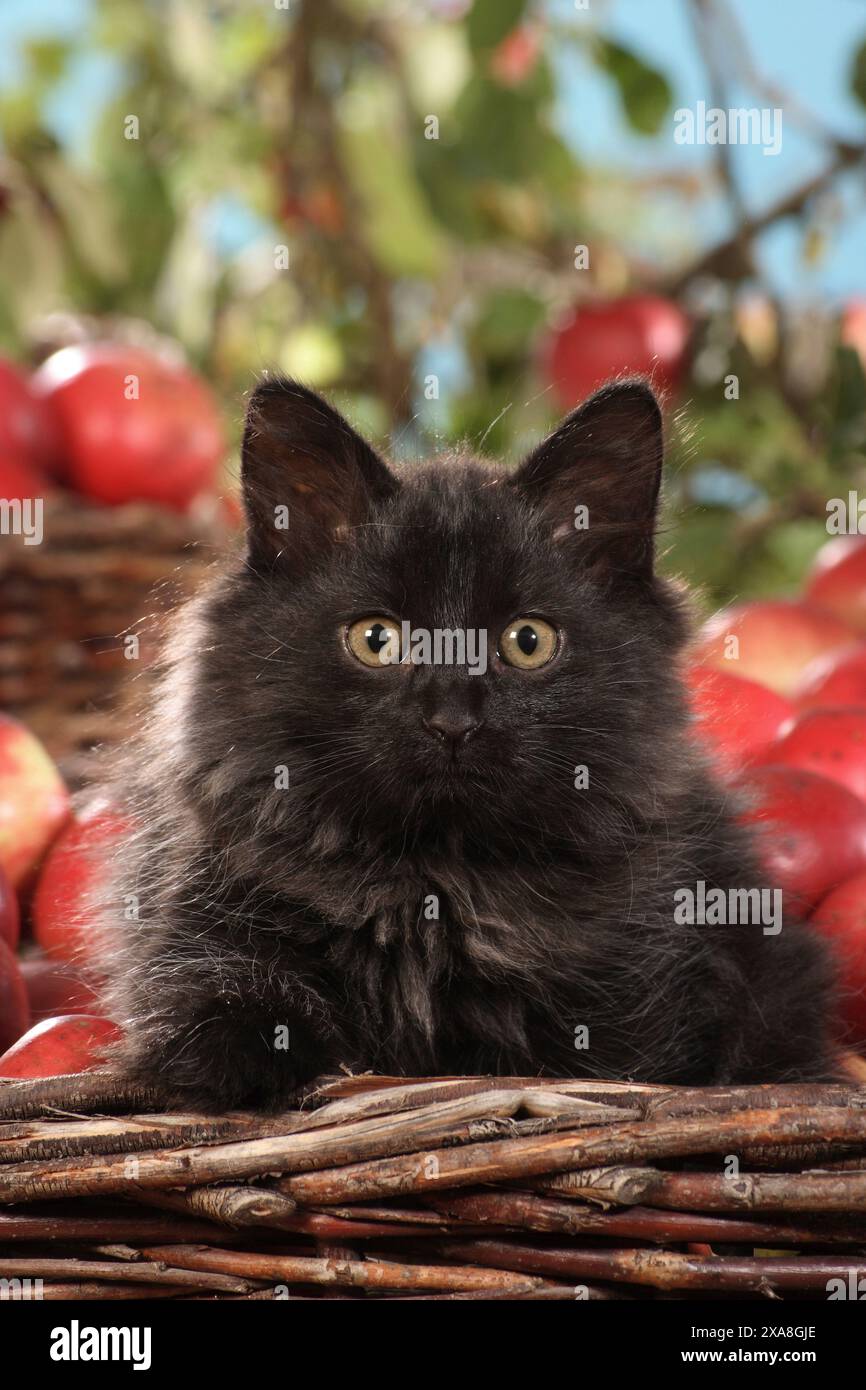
[{"x1": 0, "y1": 714, "x2": 70, "y2": 889}]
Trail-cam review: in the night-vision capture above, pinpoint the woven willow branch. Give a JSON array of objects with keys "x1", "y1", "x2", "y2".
[{"x1": 0, "y1": 1073, "x2": 864, "y2": 1299}]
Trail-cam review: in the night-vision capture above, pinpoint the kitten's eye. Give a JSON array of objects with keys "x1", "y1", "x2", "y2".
[
  {"x1": 346, "y1": 617, "x2": 402, "y2": 667},
  {"x1": 499, "y1": 618, "x2": 559, "y2": 670}
]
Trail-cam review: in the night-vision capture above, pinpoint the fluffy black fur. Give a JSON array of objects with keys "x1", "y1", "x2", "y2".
[{"x1": 100, "y1": 377, "x2": 838, "y2": 1108}]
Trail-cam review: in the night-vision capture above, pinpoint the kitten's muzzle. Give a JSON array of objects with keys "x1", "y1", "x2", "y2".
[{"x1": 422, "y1": 710, "x2": 484, "y2": 750}]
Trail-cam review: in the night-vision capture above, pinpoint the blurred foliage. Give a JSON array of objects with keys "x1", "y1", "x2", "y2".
[{"x1": 0, "y1": 0, "x2": 864, "y2": 608}]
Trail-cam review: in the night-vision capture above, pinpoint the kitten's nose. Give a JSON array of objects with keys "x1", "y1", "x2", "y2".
[{"x1": 423, "y1": 710, "x2": 484, "y2": 747}]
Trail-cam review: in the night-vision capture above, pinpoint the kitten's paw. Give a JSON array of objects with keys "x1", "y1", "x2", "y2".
[{"x1": 118, "y1": 1009, "x2": 322, "y2": 1112}]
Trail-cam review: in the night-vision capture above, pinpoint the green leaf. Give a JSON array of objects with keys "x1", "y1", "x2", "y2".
[
  {"x1": 451, "y1": 75, "x2": 562, "y2": 184},
  {"x1": 278, "y1": 324, "x2": 344, "y2": 387},
  {"x1": 216, "y1": 12, "x2": 279, "y2": 83},
  {"x1": 851, "y1": 37, "x2": 866, "y2": 107},
  {"x1": 472, "y1": 288, "x2": 546, "y2": 361},
  {"x1": 467, "y1": 0, "x2": 527, "y2": 54},
  {"x1": 825, "y1": 345, "x2": 866, "y2": 459},
  {"x1": 37, "y1": 155, "x2": 127, "y2": 284},
  {"x1": 658, "y1": 510, "x2": 737, "y2": 598},
  {"x1": 763, "y1": 520, "x2": 829, "y2": 587},
  {"x1": 105, "y1": 158, "x2": 176, "y2": 296},
  {"x1": 339, "y1": 78, "x2": 445, "y2": 277},
  {"x1": 596, "y1": 39, "x2": 672, "y2": 135},
  {"x1": 0, "y1": 184, "x2": 66, "y2": 333},
  {"x1": 25, "y1": 39, "x2": 70, "y2": 86},
  {"x1": 0, "y1": 91, "x2": 44, "y2": 148}
]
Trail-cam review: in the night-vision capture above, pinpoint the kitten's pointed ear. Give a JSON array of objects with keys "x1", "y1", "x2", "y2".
[
  {"x1": 513, "y1": 380, "x2": 664, "y2": 582},
  {"x1": 241, "y1": 377, "x2": 398, "y2": 576}
]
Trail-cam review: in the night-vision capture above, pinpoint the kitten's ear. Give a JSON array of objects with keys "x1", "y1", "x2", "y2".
[
  {"x1": 241, "y1": 377, "x2": 398, "y2": 575},
  {"x1": 513, "y1": 380, "x2": 664, "y2": 582}
]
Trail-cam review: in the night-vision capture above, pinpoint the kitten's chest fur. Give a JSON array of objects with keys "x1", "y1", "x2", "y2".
[{"x1": 289, "y1": 847, "x2": 618, "y2": 1076}]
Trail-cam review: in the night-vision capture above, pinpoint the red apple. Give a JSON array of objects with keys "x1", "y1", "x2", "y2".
[
  {"x1": 794, "y1": 643, "x2": 866, "y2": 710},
  {"x1": 690, "y1": 601, "x2": 855, "y2": 696},
  {"x1": 490, "y1": 26, "x2": 542, "y2": 86},
  {"x1": 32, "y1": 800, "x2": 128, "y2": 963},
  {"x1": 684, "y1": 665, "x2": 793, "y2": 775},
  {"x1": 0, "y1": 714, "x2": 69, "y2": 889},
  {"x1": 0, "y1": 357, "x2": 61, "y2": 471},
  {"x1": 540, "y1": 294, "x2": 690, "y2": 412},
  {"x1": 759, "y1": 707, "x2": 866, "y2": 803},
  {"x1": 0, "y1": 861, "x2": 20, "y2": 950},
  {"x1": 808, "y1": 535, "x2": 866, "y2": 582},
  {"x1": 811, "y1": 871, "x2": 866, "y2": 1042},
  {"x1": 32, "y1": 343, "x2": 224, "y2": 510},
  {"x1": 0, "y1": 938, "x2": 29, "y2": 1052},
  {"x1": 0, "y1": 453, "x2": 51, "y2": 502},
  {"x1": 0, "y1": 1013, "x2": 121, "y2": 1079},
  {"x1": 19, "y1": 952, "x2": 99, "y2": 1021},
  {"x1": 737, "y1": 765, "x2": 866, "y2": 912},
  {"x1": 804, "y1": 537, "x2": 866, "y2": 634}
]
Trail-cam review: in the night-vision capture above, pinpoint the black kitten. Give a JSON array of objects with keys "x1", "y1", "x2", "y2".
[{"x1": 100, "y1": 376, "x2": 837, "y2": 1108}]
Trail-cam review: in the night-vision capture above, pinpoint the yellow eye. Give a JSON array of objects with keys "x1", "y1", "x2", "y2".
[
  {"x1": 346, "y1": 617, "x2": 402, "y2": 668},
  {"x1": 499, "y1": 618, "x2": 559, "y2": 670}
]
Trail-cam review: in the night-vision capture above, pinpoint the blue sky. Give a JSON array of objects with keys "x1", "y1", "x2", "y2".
[
  {"x1": 1, "y1": 0, "x2": 864, "y2": 302},
  {"x1": 552, "y1": 0, "x2": 866, "y2": 303}
]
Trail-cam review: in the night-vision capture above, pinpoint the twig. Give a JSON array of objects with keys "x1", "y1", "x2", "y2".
[
  {"x1": 0, "y1": 1089, "x2": 528, "y2": 1203},
  {"x1": 140, "y1": 1184, "x2": 297, "y2": 1227},
  {"x1": 646, "y1": 1083, "x2": 866, "y2": 1118},
  {"x1": 433, "y1": 1239, "x2": 866, "y2": 1295},
  {"x1": 0, "y1": 1257, "x2": 252, "y2": 1293},
  {"x1": 395, "y1": 1283, "x2": 621, "y2": 1301},
  {"x1": 538, "y1": 1163, "x2": 866, "y2": 1214},
  {"x1": 0, "y1": 1209, "x2": 223, "y2": 1244},
  {"x1": 0, "y1": 1111, "x2": 289, "y2": 1164},
  {"x1": 32, "y1": 1283, "x2": 190, "y2": 1301},
  {"x1": 280, "y1": 1105, "x2": 866, "y2": 1205},
  {"x1": 138, "y1": 1243, "x2": 551, "y2": 1295},
  {"x1": 667, "y1": 146, "x2": 864, "y2": 292},
  {"x1": 0, "y1": 1072, "x2": 163, "y2": 1121},
  {"x1": 424, "y1": 1188, "x2": 866, "y2": 1246}
]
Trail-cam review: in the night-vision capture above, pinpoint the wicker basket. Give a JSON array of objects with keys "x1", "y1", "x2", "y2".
[
  {"x1": 0, "y1": 493, "x2": 231, "y2": 779},
  {"x1": 1, "y1": 1069, "x2": 865, "y2": 1301}
]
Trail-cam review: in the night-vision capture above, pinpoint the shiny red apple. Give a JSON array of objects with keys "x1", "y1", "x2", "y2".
[
  {"x1": 810, "y1": 871, "x2": 866, "y2": 1043},
  {"x1": 32, "y1": 800, "x2": 128, "y2": 963},
  {"x1": 690, "y1": 601, "x2": 855, "y2": 697},
  {"x1": 794, "y1": 643, "x2": 866, "y2": 710},
  {"x1": 540, "y1": 294, "x2": 690, "y2": 411},
  {"x1": 0, "y1": 862, "x2": 20, "y2": 950},
  {"x1": 0, "y1": 938, "x2": 29, "y2": 1053},
  {"x1": 804, "y1": 537, "x2": 866, "y2": 634},
  {"x1": 0, "y1": 357, "x2": 61, "y2": 471},
  {"x1": 759, "y1": 707, "x2": 866, "y2": 803},
  {"x1": 0, "y1": 453, "x2": 51, "y2": 502},
  {"x1": 32, "y1": 343, "x2": 224, "y2": 510},
  {"x1": 737, "y1": 765, "x2": 866, "y2": 912},
  {"x1": 0, "y1": 714, "x2": 69, "y2": 889},
  {"x1": 684, "y1": 665, "x2": 793, "y2": 775},
  {"x1": 0, "y1": 1013, "x2": 121, "y2": 1079}
]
